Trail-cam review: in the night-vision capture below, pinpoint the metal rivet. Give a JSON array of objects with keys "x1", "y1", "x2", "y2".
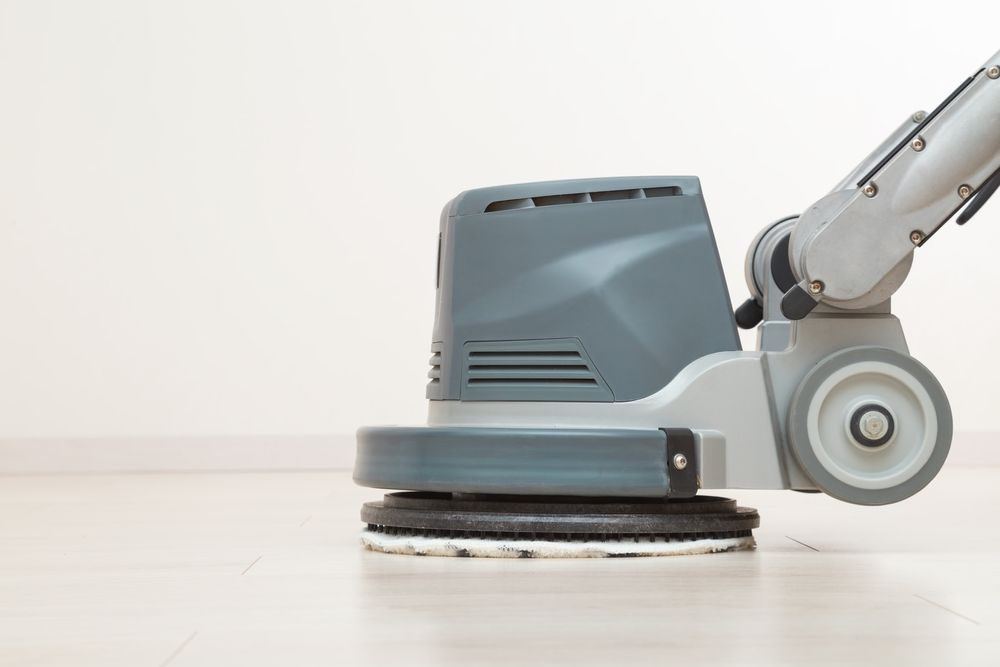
[
  {"x1": 672, "y1": 453, "x2": 688, "y2": 470},
  {"x1": 988, "y1": 66, "x2": 1000, "y2": 79},
  {"x1": 809, "y1": 280, "x2": 824, "y2": 295},
  {"x1": 912, "y1": 111, "x2": 926, "y2": 123},
  {"x1": 910, "y1": 136, "x2": 925, "y2": 151},
  {"x1": 862, "y1": 183, "x2": 878, "y2": 198},
  {"x1": 959, "y1": 184, "x2": 973, "y2": 199},
  {"x1": 910, "y1": 230, "x2": 924, "y2": 245}
]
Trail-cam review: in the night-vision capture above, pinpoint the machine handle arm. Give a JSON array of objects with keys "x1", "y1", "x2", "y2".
[{"x1": 782, "y1": 49, "x2": 1000, "y2": 318}]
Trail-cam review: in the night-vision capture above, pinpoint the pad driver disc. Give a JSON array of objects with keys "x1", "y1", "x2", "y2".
[{"x1": 361, "y1": 492, "x2": 759, "y2": 558}]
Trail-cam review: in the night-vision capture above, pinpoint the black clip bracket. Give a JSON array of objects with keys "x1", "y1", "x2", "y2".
[{"x1": 661, "y1": 428, "x2": 699, "y2": 498}]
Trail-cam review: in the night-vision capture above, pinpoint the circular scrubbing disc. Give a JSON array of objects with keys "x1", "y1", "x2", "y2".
[{"x1": 360, "y1": 492, "x2": 759, "y2": 558}]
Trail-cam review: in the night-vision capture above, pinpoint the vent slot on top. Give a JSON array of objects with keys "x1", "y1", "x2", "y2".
[{"x1": 484, "y1": 186, "x2": 682, "y2": 213}]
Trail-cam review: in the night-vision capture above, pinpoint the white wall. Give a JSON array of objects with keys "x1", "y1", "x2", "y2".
[{"x1": 1, "y1": 0, "x2": 998, "y2": 442}]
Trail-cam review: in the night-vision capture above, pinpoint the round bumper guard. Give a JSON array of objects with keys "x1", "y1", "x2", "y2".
[{"x1": 353, "y1": 426, "x2": 700, "y2": 498}]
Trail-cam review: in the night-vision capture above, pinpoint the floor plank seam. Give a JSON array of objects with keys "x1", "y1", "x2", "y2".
[
  {"x1": 240, "y1": 555, "x2": 263, "y2": 576},
  {"x1": 159, "y1": 631, "x2": 197, "y2": 667},
  {"x1": 785, "y1": 536, "x2": 820, "y2": 552},
  {"x1": 913, "y1": 594, "x2": 981, "y2": 626}
]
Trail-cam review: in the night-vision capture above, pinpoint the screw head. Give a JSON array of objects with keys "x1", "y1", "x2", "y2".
[
  {"x1": 859, "y1": 411, "x2": 890, "y2": 440},
  {"x1": 672, "y1": 453, "x2": 688, "y2": 470},
  {"x1": 862, "y1": 183, "x2": 878, "y2": 198},
  {"x1": 988, "y1": 66, "x2": 1000, "y2": 79},
  {"x1": 910, "y1": 230, "x2": 924, "y2": 244},
  {"x1": 910, "y1": 136, "x2": 925, "y2": 151},
  {"x1": 808, "y1": 280, "x2": 824, "y2": 295},
  {"x1": 912, "y1": 111, "x2": 926, "y2": 123},
  {"x1": 959, "y1": 184, "x2": 973, "y2": 199}
]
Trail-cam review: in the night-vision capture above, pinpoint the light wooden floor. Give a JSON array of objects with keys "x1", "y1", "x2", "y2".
[{"x1": 1, "y1": 465, "x2": 998, "y2": 666}]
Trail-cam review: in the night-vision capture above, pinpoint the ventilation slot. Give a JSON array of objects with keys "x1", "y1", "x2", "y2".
[
  {"x1": 484, "y1": 186, "x2": 682, "y2": 213},
  {"x1": 427, "y1": 351, "x2": 441, "y2": 384},
  {"x1": 425, "y1": 344, "x2": 445, "y2": 400},
  {"x1": 466, "y1": 350, "x2": 599, "y2": 387}
]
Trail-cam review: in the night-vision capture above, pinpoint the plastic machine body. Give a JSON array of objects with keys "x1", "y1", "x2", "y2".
[{"x1": 355, "y1": 49, "x2": 1000, "y2": 511}]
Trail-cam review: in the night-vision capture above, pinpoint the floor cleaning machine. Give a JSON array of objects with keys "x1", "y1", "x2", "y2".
[{"x1": 353, "y1": 48, "x2": 1000, "y2": 557}]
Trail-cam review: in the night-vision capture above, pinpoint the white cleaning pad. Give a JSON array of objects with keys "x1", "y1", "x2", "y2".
[{"x1": 361, "y1": 529, "x2": 755, "y2": 558}]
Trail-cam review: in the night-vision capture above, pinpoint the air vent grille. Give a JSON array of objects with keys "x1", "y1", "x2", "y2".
[
  {"x1": 428, "y1": 351, "x2": 441, "y2": 384},
  {"x1": 484, "y1": 186, "x2": 681, "y2": 213},
  {"x1": 425, "y1": 343, "x2": 444, "y2": 400},
  {"x1": 461, "y1": 340, "x2": 613, "y2": 401},
  {"x1": 467, "y1": 350, "x2": 599, "y2": 386}
]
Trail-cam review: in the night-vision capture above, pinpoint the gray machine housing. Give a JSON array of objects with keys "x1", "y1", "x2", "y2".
[
  {"x1": 355, "y1": 175, "x2": 954, "y2": 506},
  {"x1": 427, "y1": 176, "x2": 740, "y2": 403}
]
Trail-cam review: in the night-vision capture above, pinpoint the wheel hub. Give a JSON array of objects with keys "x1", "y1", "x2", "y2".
[{"x1": 849, "y1": 402, "x2": 896, "y2": 448}]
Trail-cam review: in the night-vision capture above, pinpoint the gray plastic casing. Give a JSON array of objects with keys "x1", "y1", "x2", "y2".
[{"x1": 427, "y1": 176, "x2": 740, "y2": 403}]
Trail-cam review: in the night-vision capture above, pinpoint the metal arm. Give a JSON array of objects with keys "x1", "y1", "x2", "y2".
[{"x1": 780, "y1": 49, "x2": 1000, "y2": 319}]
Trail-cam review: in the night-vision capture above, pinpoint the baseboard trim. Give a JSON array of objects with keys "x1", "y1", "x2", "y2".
[
  {"x1": 0, "y1": 435, "x2": 355, "y2": 474},
  {"x1": 0, "y1": 431, "x2": 996, "y2": 474}
]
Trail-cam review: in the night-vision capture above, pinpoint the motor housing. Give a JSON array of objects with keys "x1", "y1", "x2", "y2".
[{"x1": 428, "y1": 176, "x2": 740, "y2": 404}]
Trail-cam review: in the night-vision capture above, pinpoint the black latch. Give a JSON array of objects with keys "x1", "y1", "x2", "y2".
[{"x1": 661, "y1": 428, "x2": 698, "y2": 498}]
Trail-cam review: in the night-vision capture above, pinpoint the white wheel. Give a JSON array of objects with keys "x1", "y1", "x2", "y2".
[{"x1": 787, "y1": 347, "x2": 951, "y2": 505}]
